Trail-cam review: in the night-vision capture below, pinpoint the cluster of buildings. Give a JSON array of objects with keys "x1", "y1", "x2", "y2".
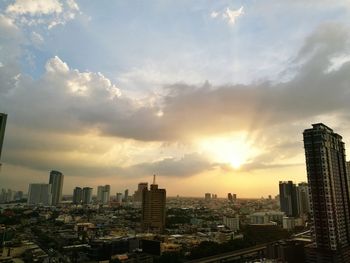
[
  {"x1": 0, "y1": 189, "x2": 23, "y2": 203},
  {"x1": 27, "y1": 170, "x2": 64, "y2": 206}
]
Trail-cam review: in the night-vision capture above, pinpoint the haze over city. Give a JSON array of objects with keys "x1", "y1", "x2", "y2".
[{"x1": 1, "y1": 0, "x2": 350, "y2": 197}]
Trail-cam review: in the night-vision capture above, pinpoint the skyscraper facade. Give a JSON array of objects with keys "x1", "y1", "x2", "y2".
[
  {"x1": 73, "y1": 187, "x2": 83, "y2": 204},
  {"x1": 49, "y1": 170, "x2": 64, "y2": 205},
  {"x1": 303, "y1": 123, "x2": 350, "y2": 262},
  {"x1": 142, "y1": 176, "x2": 166, "y2": 233},
  {"x1": 0, "y1": 113, "x2": 7, "y2": 163},
  {"x1": 134, "y1": 182, "x2": 148, "y2": 202},
  {"x1": 97, "y1": 185, "x2": 110, "y2": 204},
  {"x1": 279, "y1": 181, "x2": 298, "y2": 217},
  {"x1": 82, "y1": 187, "x2": 93, "y2": 204},
  {"x1": 27, "y1": 184, "x2": 52, "y2": 205},
  {"x1": 296, "y1": 182, "x2": 310, "y2": 216}
]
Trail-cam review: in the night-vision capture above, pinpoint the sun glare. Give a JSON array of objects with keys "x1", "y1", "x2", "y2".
[{"x1": 198, "y1": 133, "x2": 259, "y2": 169}]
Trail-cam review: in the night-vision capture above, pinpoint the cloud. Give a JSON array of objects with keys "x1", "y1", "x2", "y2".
[
  {"x1": 2, "y1": 19, "x2": 350, "y2": 183},
  {"x1": 6, "y1": 0, "x2": 63, "y2": 15},
  {"x1": 5, "y1": 0, "x2": 80, "y2": 29},
  {"x1": 210, "y1": 6, "x2": 244, "y2": 25},
  {"x1": 223, "y1": 6, "x2": 244, "y2": 25}
]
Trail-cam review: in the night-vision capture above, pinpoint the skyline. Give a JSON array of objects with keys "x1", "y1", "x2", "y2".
[{"x1": 1, "y1": 1, "x2": 350, "y2": 197}]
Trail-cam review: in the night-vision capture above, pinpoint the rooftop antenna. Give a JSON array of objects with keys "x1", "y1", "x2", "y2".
[{"x1": 153, "y1": 174, "x2": 156, "y2": 185}]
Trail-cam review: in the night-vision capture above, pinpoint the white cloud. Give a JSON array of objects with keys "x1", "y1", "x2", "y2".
[
  {"x1": 210, "y1": 6, "x2": 244, "y2": 26},
  {"x1": 210, "y1": 11, "x2": 219, "y2": 18},
  {"x1": 223, "y1": 6, "x2": 244, "y2": 25},
  {"x1": 5, "y1": 0, "x2": 80, "y2": 29},
  {"x1": 45, "y1": 56, "x2": 69, "y2": 73},
  {"x1": 6, "y1": 0, "x2": 63, "y2": 15}
]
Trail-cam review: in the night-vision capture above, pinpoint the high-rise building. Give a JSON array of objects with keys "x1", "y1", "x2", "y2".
[
  {"x1": 124, "y1": 189, "x2": 129, "y2": 201},
  {"x1": 0, "y1": 113, "x2": 7, "y2": 163},
  {"x1": 73, "y1": 187, "x2": 83, "y2": 204},
  {"x1": 27, "y1": 184, "x2": 52, "y2": 205},
  {"x1": 228, "y1": 193, "x2": 233, "y2": 201},
  {"x1": 279, "y1": 181, "x2": 298, "y2": 217},
  {"x1": 116, "y1": 192, "x2": 123, "y2": 204},
  {"x1": 97, "y1": 185, "x2": 110, "y2": 204},
  {"x1": 142, "y1": 175, "x2": 166, "y2": 233},
  {"x1": 303, "y1": 123, "x2": 350, "y2": 262},
  {"x1": 134, "y1": 182, "x2": 148, "y2": 202},
  {"x1": 82, "y1": 187, "x2": 93, "y2": 204},
  {"x1": 296, "y1": 182, "x2": 310, "y2": 216},
  {"x1": 49, "y1": 170, "x2": 64, "y2": 206},
  {"x1": 205, "y1": 193, "x2": 211, "y2": 201}
]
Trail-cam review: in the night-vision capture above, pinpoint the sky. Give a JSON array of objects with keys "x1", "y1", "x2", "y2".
[{"x1": 1, "y1": 0, "x2": 350, "y2": 198}]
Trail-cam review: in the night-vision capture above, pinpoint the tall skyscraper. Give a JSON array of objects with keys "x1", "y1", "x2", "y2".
[
  {"x1": 279, "y1": 181, "x2": 298, "y2": 217},
  {"x1": 134, "y1": 182, "x2": 148, "y2": 202},
  {"x1": 27, "y1": 184, "x2": 52, "y2": 205},
  {"x1": 124, "y1": 189, "x2": 129, "y2": 201},
  {"x1": 303, "y1": 123, "x2": 350, "y2": 262},
  {"x1": 82, "y1": 187, "x2": 93, "y2": 204},
  {"x1": 49, "y1": 170, "x2": 64, "y2": 205},
  {"x1": 97, "y1": 185, "x2": 110, "y2": 204},
  {"x1": 73, "y1": 187, "x2": 83, "y2": 204},
  {"x1": 0, "y1": 113, "x2": 7, "y2": 163},
  {"x1": 296, "y1": 182, "x2": 310, "y2": 216},
  {"x1": 142, "y1": 175, "x2": 166, "y2": 233}
]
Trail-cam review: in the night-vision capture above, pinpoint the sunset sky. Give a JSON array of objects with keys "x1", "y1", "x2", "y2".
[{"x1": 1, "y1": 0, "x2": 350, "y2": 197}]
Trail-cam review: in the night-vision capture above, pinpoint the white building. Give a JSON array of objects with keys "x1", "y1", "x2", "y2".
[
  {"x1": 223, "y1": 216, "x2": 240, "y2": 231},
  {"x1": 27, "y1": 184, "x2": 52, "y2": 205}
]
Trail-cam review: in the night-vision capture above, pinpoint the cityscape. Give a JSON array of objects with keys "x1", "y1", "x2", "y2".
[{"x1": 1, "y1": 1, "x2": 350, "y2": 263}]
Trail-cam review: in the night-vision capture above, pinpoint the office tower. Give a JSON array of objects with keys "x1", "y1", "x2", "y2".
[
  {"x1": 134, "y1": 182, "x2": 148, "y2": 202},
  {"x1": 116, "y1": 192, "x2": 123, "y2": 204},
  {"x1": 124, "y1": 189, "x2": 129, "y2": 201},
  {"x1": 49, "y1": 170, "x2": 64, "y2": 205},
  {"x1": 73, "y1": 187, "x2": 83, "y2": 204},
  {"x1": 97, "y1": 185, "x2": 110, "y2": 204},
  {"x1": 82, "y1": 187, "x2": 93, "y2": 204},
  {"x1": 233, "y1": 194, "x2": 237, "y2": 201},
  {"x1": 228, "y1": 193, "x2": 233, "y2": 201},
  {"x1": 142, "y1": 175, "x2": 166, "y2": 233},
  {"x1": 205, "y1": 193, "x2": 211, "y2": 201},
  {"x1": 27, "y1": 184, "x2": 52, "y2": 205},
  {"x1": 279, "y1": 181, "x2": 298, "y2": 217},
  {"x1": 0, "y1": 113, "x2": 7, "y2": 163},
  {"x1": 303, "y1": 123, "x2": 350, "y2": 262},
  {"x1": 297, "y1": 182, "x2": 310, "y2": 216}
]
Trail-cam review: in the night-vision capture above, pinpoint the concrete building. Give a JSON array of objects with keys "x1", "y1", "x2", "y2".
[
  {"x1": 82, "y1": 187, "x2": 93, "y2": 204},
  {"x1": 223, "y1": 216, "x2": 240, "y2": 231},
  {"x1": 205, "y1": 193, "x2": 211, "y2": 201},
  {"x1": 49, "y1": 170, "x2": 64, "y2": 206},
  {"x1": 297, "y1": 182, "x2": 310, "y2": 216},
  {"x1": 134, "y1": 182, "x2": 148, "y2": 202},
  {"x1": 283, "y1": 217, "x2": 296, "y2": 231},
  {"x1": 279, "y1": 181, "x2": 299, "y2": 217},
  {"x1": 27, "y1": 184, "x2": 52, "y2": 205},
  {"x1": 73, "y1": 187, "x2": 83, "y2": 204},
  {"x1": 97, "y1": 185, "x2": 110, "y2": 204},
  {"x1": 142, "y1": 175, "x2": 166, "y2": 233},
  {"x1": 303, "y1": 123, "x2": 350, "y2": 262},
  {"x1": 116, "y1": 192, "x2": 123, "y2": 204},
  {"x1": 0, "y1": 113, "x2": 7, "y2": 164}
]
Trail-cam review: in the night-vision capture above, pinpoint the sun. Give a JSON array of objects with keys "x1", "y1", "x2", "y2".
[{"x1": 197, "y1": 133, "x2": 259, "y2": 169}]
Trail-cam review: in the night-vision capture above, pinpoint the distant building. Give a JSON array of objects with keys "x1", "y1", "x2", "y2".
[
  {"x1": 303, "y1": 123, "x2": 350, "y2": 262},
  {"x1": 227, "y1": 193, "x2": 233, "y2": 201},
  {"x1": 0, "y1": 113, "x2": 7, "y2": 163},
  {"x1": 49, "y1": 170, "x2": 64, "y2": 206},
  {"x1": 73, "y1": 187, "x2": 83, "y2": 204},
  {"x1": 116, "y1": 192, "x2": 123, "y2": 204},
  {"x1": 124, "y1": 189, "x2": 129, "y2": 201},
  {"x1": 142, "y1": 175, "x2": 166, "y2": 233},
  {"x1": 205, "y1": 193, "x2": 211, "y2": 201},
  {"x1": 250, "y1": 211, "x2": 285, "y2": 225},
  {"x1": 223, "y1": 215, "x2": 240, "y2": 231},
  {"x1": 82, "y1": 187, "x2": 93, "y2": 204},
  {"x1": 279, "y1": 181, "x2": 298, "y2": 217},
  {"x1": 134, "y1": 182, "x2": 148, "y2": 202},
  {"x1": 297, "y1": 182, "x2": 310, "y2": 216},
  {"x1": 97, "y1": 185, "x2": 110, "y2": 204},
  {"x1": 27, "y1": 184, "x2": 52, "y2": 205}
]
